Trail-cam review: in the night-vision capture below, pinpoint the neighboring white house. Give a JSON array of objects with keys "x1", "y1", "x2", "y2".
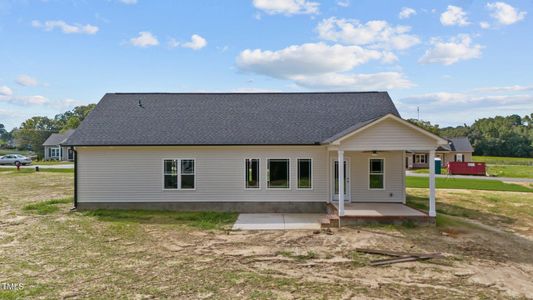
[
  {"x1": 406, "y1": 137, "x2": 474, "y2": 169},
  {"x1": 63, "y1": 92, "x2": 447, "y2": 219},
  {"x1": 42, "y1": 129, "x2": 76, "y2": 161}
]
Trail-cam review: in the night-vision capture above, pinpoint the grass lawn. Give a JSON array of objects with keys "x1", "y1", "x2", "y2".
[
  {"x1": 0, "y1": 168, "x2": 73, "y2": 173},
  {"x1": 32, "y1": 160, "x2": 74, "y2": 165},
  {"x1": 406, "y1": 175, "x2": 533, "y2": 192},
  {"x1": 485, "y1": 165, "x2": 533, "y2": 178},
  {"x1": 0, "y1": 149, "x2": 34, "y2": 156},
  {"x1": 474, "y1": 155, "x2": 533, "y2": 166},
  {"x1": 412, "y1": 167, "x2": 448, "y2": 175},
  {"x1": 1, "y1": 171, "x2": 533, "y2": 298}
]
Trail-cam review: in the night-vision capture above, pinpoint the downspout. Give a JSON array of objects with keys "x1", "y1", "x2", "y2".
[{"x1": 72, "y1": 146, "x2": 78, "y2": 210}]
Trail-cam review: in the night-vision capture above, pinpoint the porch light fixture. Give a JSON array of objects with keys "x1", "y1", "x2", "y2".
[{"x1": 371, "y1": 151, "x2": 378, "y2": 157}]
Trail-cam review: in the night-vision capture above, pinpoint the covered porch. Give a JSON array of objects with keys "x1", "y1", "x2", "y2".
[{"x1": 324, "y1": 114, "x2": 448, "y2": 223}]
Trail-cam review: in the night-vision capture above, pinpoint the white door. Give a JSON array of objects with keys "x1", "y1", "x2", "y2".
[{"x1": 331, "y1": 158, "x2": 351, "y2": 201}]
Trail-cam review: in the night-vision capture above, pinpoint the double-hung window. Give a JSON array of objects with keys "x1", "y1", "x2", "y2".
[
  {"x1": 414, "y1": 154, "x2": 427, "y2": 164},
  {"x1": 50, "y1": 147, "x2": 60, "y2": 158},
  {"x1": 369, "y1": 159, "x2": 384, "y2": 189},
  {"x1": 297, "y1": 159, "x2": 312, "y2": 189},
  {"x1": 267, "y1": 159, "x2": 289, "y2": 189},
  {"x1": 245, "y1": 159, "x2": 260, "y2": 189},
  {"x1": 455, "y1": 153, "x2": 464, "y2": 162},
  {"x1": 164, "y1": 159, "x2": 195, "y2": 190}
]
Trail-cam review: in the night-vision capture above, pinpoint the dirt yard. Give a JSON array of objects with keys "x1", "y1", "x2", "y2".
[{"x1": 1, "y1": 170, "x2": 532, "y2": 299}]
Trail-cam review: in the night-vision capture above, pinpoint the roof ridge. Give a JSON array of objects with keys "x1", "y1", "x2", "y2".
[{"x1": 110, "y1": 91, "x2": 385, "y2": 95}]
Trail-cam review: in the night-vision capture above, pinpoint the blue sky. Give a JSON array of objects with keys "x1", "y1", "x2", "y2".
[{"x1": 1, "y1": 0, "x2": 532, "y2": 130}]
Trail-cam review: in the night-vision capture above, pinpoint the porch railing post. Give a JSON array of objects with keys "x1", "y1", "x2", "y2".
[
  {"x1": 338, "y1": 150, "x2": 345, "y2": 217},
  {"x1": 429, "y1": 150, "x2": 436, "y2": 217}
]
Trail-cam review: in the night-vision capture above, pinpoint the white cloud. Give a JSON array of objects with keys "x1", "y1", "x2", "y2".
[
  {"x1": 317, "y1": 17, "x2": 420, "y2": 50},
  {"x1": 32, "y1": 20, "x2": 98, "y2": 35},
  {"x1": 119, "y1": 0, "x2": 137, "y2": 4},
  {"x1": 252, "y1": 0, "x2": 319, "y2": 15},
  {"x1": 337, "y1": 0, "x2": 350, "y2": 8},
  {"x1": 487, "y1": 2, "x2": 526, "y2": 25},
  {"x1": 440, "y1": 5, "x2": 470, "y2": 26},
  {"x1": 399, "y1": 7, "x2": 416, "y2": 19},
  {"x1": 15, "y1": 75, "x2": 38, "y2": 87},
  {"x1": 479, "y1": 21, "x2": 491, "y2": 29},
  {"x1": 419, "y1": 34, "x2": 482, "y2": 65},
  {"x1": 471, "y1": 85, "x2": 533, "y2": 93},
  {"x1": 168, "y1": 34, "x2": 207, "y2": 50},
  {"x1": 290, "y1": 72, "x2": 413, "y2": 90},
  {"x1": 182, "y1": 34, "x2": 207, "y2": 50},
  {"x1": 236, "y1": 42, "x2": 413, "y2": 90},
  {"x1": 0, "y1": 86, "x2": 13, "y2": 96},
  {"x1": 398, "y1": 88, "x2": 533, "y2": 125},
  {"x1": 0, "y1": 95, "x2": 49, "y2": 106},
  {"x1": 130, "y1": 31, "x2": 159, "y2": 47}
]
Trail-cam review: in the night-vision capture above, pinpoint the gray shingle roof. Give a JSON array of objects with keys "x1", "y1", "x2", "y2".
[
  {"x1": 43, "y1": 129, "x2": 76, "y2": 146},
  {"x1": 447, "y1": 137, "x2": 474, "y2": 152},
  {"x1": 64, "y1": 92, "x2": 400, "y2": 146}
]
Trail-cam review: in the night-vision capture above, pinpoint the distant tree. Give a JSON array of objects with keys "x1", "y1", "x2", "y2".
[
  {"x1": 54, "y1": 104, "x2": 96, "y2": 131},
  {"x1": 407, "y1": 119, "x2": 440, "y2": 136},
  {"x1": 12, "y1": 117, "x2": 60, "y2": 158},
  {"x1": 439, "y1": 125, "x2": 470, "y2": 138}
]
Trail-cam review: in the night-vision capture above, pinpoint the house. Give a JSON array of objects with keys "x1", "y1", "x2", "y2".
[
  {"x1": 63, "y1": 92, "x2": 448, "y2": 221},
  {"x1": 406, "y1": 137, "x2": 474, "y2": 169},
  {"x1": 43, "y1": 129, "x2": 76, "y2": 161}
]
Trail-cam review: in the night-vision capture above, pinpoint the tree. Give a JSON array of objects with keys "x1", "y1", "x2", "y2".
[
  {"x1": 407, "y1": 119, "x2": 440, "y2": 135},
  {"x1": 54, "y1": 104, "x2": 96, "y2": 131},
  {"x1": 12, "y1": 116, "x2": 60, "y2": 158}
]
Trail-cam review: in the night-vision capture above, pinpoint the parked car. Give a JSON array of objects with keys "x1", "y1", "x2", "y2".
[{"x1": 0, "y1": 154, "x2": 32, "y2": 165}]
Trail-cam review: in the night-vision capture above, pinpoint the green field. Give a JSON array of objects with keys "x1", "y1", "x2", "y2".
[
  {"x1": 473, "y1": 155, "x2": 533, "y2": 166},
  {"x1": 406, "y1": 176, "x2": 533, "y2": 193}
]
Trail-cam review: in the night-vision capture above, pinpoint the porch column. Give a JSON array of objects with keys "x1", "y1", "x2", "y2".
[
  {"x1": 429, "y1": 150, "x2": 436, "y2": 217},
  {"x1": 338, "y1": 150, "x2": 345, "y2": 217}
]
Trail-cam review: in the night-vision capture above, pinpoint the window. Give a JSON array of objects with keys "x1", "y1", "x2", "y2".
[
  {"x1": 163, "y1": 159, "x2": 195, "y2": 190},
  {"x1": 181, "y1": 160, "x2": 195, "y2": 189},
  {"x1": 268, "y1": 159, "x2": 289, "y2": 189},
  {"x1": 455, "y1": 153, "x2": 464, "y2": 162},
  {"x1": 50, "y1": 148, "x2": 60, "y2": 158},
  {"x1": 164, "y1": 160, "x2": 178, "y2": 189},
  {"x1": 297, "y1": 159, "x2": 312, "y2": 189},
  {"x1": 245, "y1": 159, "x2": 260, "y2": 189},
  {"x1": 414, "y1": 154, "x2": 427, "y2": 164},
  {"x1": 369, "y1": 159, "x2": 384, "y2": 189}
]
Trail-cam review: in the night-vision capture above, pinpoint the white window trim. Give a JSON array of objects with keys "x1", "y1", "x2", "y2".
[
  {"x1": 368, "y1": 157, "x2": 385, "y2": 190},
  {"x1": 162, "y1": 158, "x2": 196, "y2": 191},
  {"x1": 50, "y1": 147, "x2": 60, "y2": 158},
  {"x1": 244, "y1": 158, "x2": 261, "y2": 190},
  {"x1": 297, "y1": 158, "x2": 313, "y2": 190},
  {"x1": 414, "y1": 154, "x2": 427, "y2": 164},
  {"x1": 456, "y1": 153, "x2": 464, "y2": 162},
  {"x1": 266, "y1": 158, "x2": 291, "y2": 190}
]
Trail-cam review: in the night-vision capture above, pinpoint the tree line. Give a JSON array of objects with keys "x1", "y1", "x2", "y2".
[
  {"x1": 2, "y1": 109, "x2": 532, "y2": 158},
  {"x1": 409, "y1": 114, "x2": 533, "y2": 158},
  {"x1": 0, "y1": 104, "x2": 96, "y2": 158}
]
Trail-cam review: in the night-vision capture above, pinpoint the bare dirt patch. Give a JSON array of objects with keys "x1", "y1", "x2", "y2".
[{"x1": 1, "y1": 172, "x2": 533, "y2": 299}]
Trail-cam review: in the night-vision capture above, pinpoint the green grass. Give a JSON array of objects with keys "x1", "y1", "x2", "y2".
[
  {"x1": 83, "y1": 210, "x2": 238, "y2": 230},
  {"x1": 0, "y1": 149, "x2": 34, "y2": 156},
  {"x1": 473, "y1": 155, "x2": 533, "y2": 166},
  {"x1": 32, "y1": 160, "x2": 74, "y2": 165},
  {"x1": 486, "y1": 165, "x2": 533, "y2": 178},
  {"x1": 23, "y1": 198, "x2": 72, "y2": 214},
  {"x1": 0, "y1": 168, "x2": 73, "y2": 173},
  {"x1": 406, "y1": 176, "x2": 533, "y2": 193},
  {"x1": 412, "y1": 167, "x2": 448, "y2": 175}
]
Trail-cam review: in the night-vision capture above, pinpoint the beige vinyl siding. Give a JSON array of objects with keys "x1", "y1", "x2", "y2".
[
  {"x1": 340, "y1": 118, "x2": 438, "y2": 151},
  {"x1": 330, "y1": 151, "x2": 405, "y2": 203},
  {"x1": 77, "y1": 146, "x2": 329, "y2": 203}
]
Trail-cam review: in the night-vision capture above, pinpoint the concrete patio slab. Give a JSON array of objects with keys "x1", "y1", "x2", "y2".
[{"x1": 232, "y1": 213, "x2": 323, "y2": 230}]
